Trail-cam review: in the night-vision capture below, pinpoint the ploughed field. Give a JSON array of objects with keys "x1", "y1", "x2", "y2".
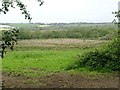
[{"x1": 2, "y1": 39, "x2": 119, "y2": 88}]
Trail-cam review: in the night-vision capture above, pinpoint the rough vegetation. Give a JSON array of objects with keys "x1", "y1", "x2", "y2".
[
  {"x1": 66, "y1": 38, "x2": 120, "y2": 72},
  {"x1": 14, "y1": 23, "x2": 117, "y2": 40}
]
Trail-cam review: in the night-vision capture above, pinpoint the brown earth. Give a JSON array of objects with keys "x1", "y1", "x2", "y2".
[
  {"x1": 2, "y1": 72, "x2": 119, "y2": 88},
  {"x1": 17, "y1": 39, "x2": 108, "y2": 48}
]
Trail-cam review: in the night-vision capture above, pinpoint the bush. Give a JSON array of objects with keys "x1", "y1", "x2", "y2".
[{"x1": 66, "y1": 38, "x2": 120, "y2": 72}]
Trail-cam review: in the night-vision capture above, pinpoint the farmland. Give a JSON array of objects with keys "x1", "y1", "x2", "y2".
[{"x1": 1, "y1": 23, "x2": 119, "y2": 88}]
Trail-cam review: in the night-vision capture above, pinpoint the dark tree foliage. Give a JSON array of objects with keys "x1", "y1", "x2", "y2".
[{"x1": 1, "y1": 29, "x2": 19, "y2": 58}]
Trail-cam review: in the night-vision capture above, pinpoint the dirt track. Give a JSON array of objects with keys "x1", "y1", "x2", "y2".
[{"x1": 2, "y1": 72, "x2": 119, "y2": 88}]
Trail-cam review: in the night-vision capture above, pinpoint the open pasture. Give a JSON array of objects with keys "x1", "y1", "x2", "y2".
[
  {"x1": 1, "y1": 23, "x2": 119, "y2": 88},
  {"x1": 2, "y1": 38, "x2": 119, "y2": 88},
  {"x1": 3, "y1": 39, "x2": 105, "y2": 77}
]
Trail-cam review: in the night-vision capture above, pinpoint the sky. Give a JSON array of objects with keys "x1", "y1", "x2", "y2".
[{"x1": 0, "y1": 0, "x2": 119, "y2": 23}]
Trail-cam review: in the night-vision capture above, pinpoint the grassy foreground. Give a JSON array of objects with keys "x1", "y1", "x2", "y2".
[
  {"x1": 2, "y1": 39, "x2": 114, "y2": 77},
  {"x1": 2, "y1": 48, "x2": 90, "y2": 77},
  {"x1": 2, "y1": 39, "x2": 112, "y2": 78}
]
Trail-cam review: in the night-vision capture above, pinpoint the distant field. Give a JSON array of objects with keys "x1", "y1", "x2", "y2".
[
  {"x1": 14, "y1": 39, "x2": 108, "y2": 50},
  {"x1": 8, "y1": 23, "x2": 117, "y2": 30}
]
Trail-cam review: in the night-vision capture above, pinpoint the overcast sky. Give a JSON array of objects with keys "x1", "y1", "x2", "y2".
[{"x1": 0, "y1": 0, "x2": 119, "y2": 23}]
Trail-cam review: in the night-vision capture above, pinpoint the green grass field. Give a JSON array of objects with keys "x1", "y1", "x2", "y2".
[
  {"x1": 3, "y1": 48, "x2": 91, "y2": 77},
  {"x1": 2, "y1": 38, "x2": 108, "y2": 77}
]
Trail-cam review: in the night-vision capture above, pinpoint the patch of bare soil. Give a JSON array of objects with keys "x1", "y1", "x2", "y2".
[
  {"x1": 2, "y1": 72, "x2": 119, "y2": 88},
  {"x1": 17, "y1": 39, "x2": 108, "y2": 48}
]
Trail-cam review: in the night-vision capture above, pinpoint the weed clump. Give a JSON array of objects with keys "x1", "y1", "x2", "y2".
[{"x1": 66, "y1": 38, "x2": 120, "y2": 72}]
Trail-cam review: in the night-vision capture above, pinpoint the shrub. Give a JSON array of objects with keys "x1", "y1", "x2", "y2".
[{"x1": 66, "y1": 38, "x2": 120, "y2": 72}]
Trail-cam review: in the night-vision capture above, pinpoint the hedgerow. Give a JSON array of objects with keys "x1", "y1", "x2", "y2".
[{"x1": 66, "y1": 38, "x2": 120, "y2": 72}]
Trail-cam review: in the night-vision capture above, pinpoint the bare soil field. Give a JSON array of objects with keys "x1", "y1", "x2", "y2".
[
  {"x1": 17, "y1": 39, "x2": 108, "y2": 48},
  {"x1": 2, "y1": 72, "x2": 119, "y2": 88}
]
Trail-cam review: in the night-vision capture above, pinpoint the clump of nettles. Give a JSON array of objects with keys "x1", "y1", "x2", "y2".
[{"x1": 66, "y1": 38, "x2": 120, "y2": 72}]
